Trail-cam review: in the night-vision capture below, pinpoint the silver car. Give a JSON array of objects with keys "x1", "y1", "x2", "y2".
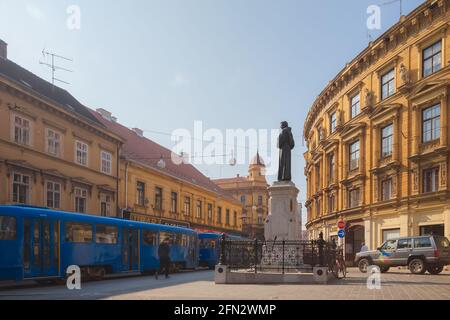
[{"x1": 355, "y1": 235, "x2": 450, "y2": 275}]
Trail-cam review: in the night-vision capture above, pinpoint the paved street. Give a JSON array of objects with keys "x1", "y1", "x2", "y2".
[{"x1": 0, "y1": 268, "x2": 449, "y2": 300}]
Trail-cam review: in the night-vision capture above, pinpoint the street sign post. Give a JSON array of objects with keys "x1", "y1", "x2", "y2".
[{"x1": 338, "y1": 229, "x2": 345, "y2": 239}]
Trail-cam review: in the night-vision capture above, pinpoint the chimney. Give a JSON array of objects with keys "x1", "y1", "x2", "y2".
[
  {"x1": 96, "y1": 108, "x2": 113, "y2": 121},
  {"x1": 0, "y1": 39, "x2": 7, "y2": 60},
  {"x1": 132, "y1": 128, "x2": 144, "y2": 137}
]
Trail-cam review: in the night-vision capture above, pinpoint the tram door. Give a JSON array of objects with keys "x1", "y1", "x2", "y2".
[
  {"x1": 122, "y1": 228, "x2": 139, "y2": 272},
  {"x1": 23, "y1": 218, "x2": 59, "y2": 279}
]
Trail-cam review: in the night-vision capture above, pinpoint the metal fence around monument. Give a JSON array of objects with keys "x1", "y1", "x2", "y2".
[{"x1": 219, "y1": 238, "x2": 336, "y2": 273}]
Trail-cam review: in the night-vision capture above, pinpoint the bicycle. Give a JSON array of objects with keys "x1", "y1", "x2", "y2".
[{"x1": 327, "y1": 247, "x2": 347, "y2": 279}]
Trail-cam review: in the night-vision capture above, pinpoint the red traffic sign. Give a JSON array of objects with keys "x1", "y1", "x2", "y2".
[{"x1": 338, "y1": 220, "x2": 345, "y2": 229}]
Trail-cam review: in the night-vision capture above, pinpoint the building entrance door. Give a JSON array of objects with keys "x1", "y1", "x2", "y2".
[{"x1": 345, "y1": 225, "x2": 365, "y2": 264}]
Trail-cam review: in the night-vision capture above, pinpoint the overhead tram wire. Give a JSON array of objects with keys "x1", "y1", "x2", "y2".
[{"x1": 137, "y1": 127, "x2": 306, "y2": 160}]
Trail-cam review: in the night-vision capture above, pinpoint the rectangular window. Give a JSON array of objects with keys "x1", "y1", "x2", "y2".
[
  {"x1": 143, "y1": 230, "x2": 157, "y2": 246},
  {"x1": 381, "y1": 124, "x2": 393, "y2": 158},
  {"x1": 348, "y1": 188, "x2": 360, "y2": 208},
  {"x1": 65, "y1": 222, "x2": 93, "y2": 243},
  {"x1": 0, "y1": 216, "x2": 17, "y2": 240},
  {"x1": 397, "y1": 238, "x2": 412, "y2": 249},
  {"x1": 96, "y1": 225, "x2": 118, "y2": 244},
  {"x1": 381, "y1": 68, "x2": 395, "y2": 100},
  {"x1": 207, "y1": 203, "x2": 213, "y2": 221},
  {"x1": 413, "y1": 237, "x2": 432, "y2": 248},
  {"x1": 75, "y1": 141, "x2": 88, "y2": 166},
  {"x1": 137, "y1": 181, "x2": 145, "y2": 206},
  {"x1": 171, "y1": 192, "x2": 178, "y2": 213},
  {"x1": 423, "y1": 167, "x2": 439, "y2": 193},
  {"x1": 12, "y1": 173, "x2": 30, "y2": 204},
  {"x1": 233, "y1": 211, "x2": 238, "y2": 227},
  {"x1": 46, "y1": 128, "x2": 62, "y2": 157},
  {"x1": 316, "y1": 164, "x2": 321, "y2": 189},
  {"x1": 100, "y1": 193, "x2": 111, "y2": 217},
  {"x1": 184, "y1": 196, "x2": 191, "y2": 216},
  {"x1": 155, "y1": 187, "x2": 163, "y2": 210},
  {"x1": 381, "y1": 178, "x2": 392, "y2": 201},
  {"x1": 240, "y1": 195, "x2": 246, "y2": 204},
  {"x1": 258, "y1": 215, "x2": 263, "y2": 224},
  {"x1": 423, "y1": 41, "x2": 442, "y2": 77},
  {"x1": 317, "y1": 126, "x2": 324, "y2": 141},
  {"x1": 328, "y1": 153, "x2": 335, "y2": 183},
  {"x1": 422, "y1": 104, "x2": 440, "y2": 143},
  {"x1": 101, "y1": 151, "x2": 112, "y2": 175},
  {"x1": 225, "y1": 209, "x2": 230, "y2": 225},
  {"x1": 258, "y1": 195, "x2": 263, "y2": 206},
  {"x1": 328, "y1": 194, "x2": 335, "y2": 213},
  {"x1": 316, "y1": 199, "x2": 321, "y2": 216},
  {"x1": 13, "y1": 115, "x2": 31, "y2": 146},
  {"x1": 196, "y1": 200, "x2": 202, "y2": 218},
  {"x1": 382, "y1": 228, "x2": 400, "y2": 242},
  {"x1": 349, "y1": 140, "x2": 360, "y2": 171},
  {"x1": 350, "y1": 94, "x2": 360, "y2": 118},
  {"x1": 217, "y1": 207, "x2": 222, "y2": 224},
  {"x1": 74, "y1": 187, "x2": 87, "y2": 213},
  {"x1": 46, "y1": 181, "x2": 61, "y2": 209},
  {"x1": 330, "y1": 112, "x2": 337, "y2": 133}
]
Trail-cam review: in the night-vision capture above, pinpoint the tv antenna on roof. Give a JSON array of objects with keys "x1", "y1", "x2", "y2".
[
  {"x1": 39, "y1": 49, "x2": 73, "y2": 86},
  {"x1": 381, "y1": 0, "x2": 403, "y2": 17}
]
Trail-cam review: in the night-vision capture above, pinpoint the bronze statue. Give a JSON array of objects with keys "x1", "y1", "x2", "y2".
[{"x1": 277, "y1": 121, "x2": 295, "y2": 181}]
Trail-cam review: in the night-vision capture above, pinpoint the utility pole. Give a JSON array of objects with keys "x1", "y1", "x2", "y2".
[{"x1": 39, "y1": 49, "x2": 73, "y2": 87}]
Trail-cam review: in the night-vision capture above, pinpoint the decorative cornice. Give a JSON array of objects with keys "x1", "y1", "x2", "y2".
[{"x1": 303, "y1": 0, "x2": 449, "y2": 138}]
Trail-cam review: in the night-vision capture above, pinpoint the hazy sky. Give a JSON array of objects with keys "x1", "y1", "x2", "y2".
[{"x1": 0, "y1": 0, "x2": 424, "y2": 222}]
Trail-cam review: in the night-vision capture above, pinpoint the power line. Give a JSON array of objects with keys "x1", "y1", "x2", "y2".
[{"x1": 140, "y1": 127, "x2": 305, "y2": 158}]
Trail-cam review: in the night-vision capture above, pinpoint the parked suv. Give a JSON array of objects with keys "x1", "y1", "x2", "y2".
[{"x1": 355, "y1": 235, "x2": 450, "y2": 275}]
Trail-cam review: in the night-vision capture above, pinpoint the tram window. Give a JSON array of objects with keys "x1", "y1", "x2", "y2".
[
  {"x1": 65, "y1": 222, "x2": 93, "y2": 243},
  {"x1": 0, "y1": 216, "x2": 17, "y2": 240},
  {"x1": 175, "y1": 233, "x2": 183, "y2": 246},
  {"x1": 210, "y1": 240, "x2": 216, "y2": 248},
  {"x1": 181, "y1": 234, "x2": 188, "y2": 247},
  {"x1": 96, "y1": 225, "x2": 118, "y2": 244},
  {"x1": 159, "y1": 232, "x2": 174, "y2": 244},
  {"x1": 143, "y1": 230, "x2": 157, "y2": 246}
]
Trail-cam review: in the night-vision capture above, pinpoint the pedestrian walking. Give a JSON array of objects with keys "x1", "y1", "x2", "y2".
[{"x1": 156, "y1": 237, "x2": 171, "y2": 279}]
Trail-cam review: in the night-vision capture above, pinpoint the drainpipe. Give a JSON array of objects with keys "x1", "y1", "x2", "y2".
[
  {"x1": 116, "y1": 144, "x2": 121, "y2": 218},
  {"x1": 125, "y1": 161, "x2": 130, "y2": 214}
]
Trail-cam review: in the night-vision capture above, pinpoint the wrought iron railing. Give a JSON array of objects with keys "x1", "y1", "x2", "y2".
[{"x1": 219, "y1": 236, "x2": 337, "y2": 273}]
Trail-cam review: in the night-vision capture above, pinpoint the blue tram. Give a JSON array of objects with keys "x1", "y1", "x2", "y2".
[
  {"x1": 198, "y1": 232, "x2": 247, "y2": 269},
  {"x1": 0, "y1": 205, "x2": 198, "y2": 282}
]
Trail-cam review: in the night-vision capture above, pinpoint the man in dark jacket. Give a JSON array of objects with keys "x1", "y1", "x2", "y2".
[{"x1": 156, "y1": 237, "x2": 171, "y2": 279}]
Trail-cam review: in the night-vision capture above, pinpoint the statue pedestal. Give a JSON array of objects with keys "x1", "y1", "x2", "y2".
[{"x1": 264, "y1": 181, "x2": 300, "y2": 241}]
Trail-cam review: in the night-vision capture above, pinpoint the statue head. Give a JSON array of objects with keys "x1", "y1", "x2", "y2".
[{"x1": 280, "y1": 121, "x2": 288, "y2": 129}]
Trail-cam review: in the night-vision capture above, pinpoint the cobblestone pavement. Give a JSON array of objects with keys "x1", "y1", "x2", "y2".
[{"x1": 0, "y1": 268, "x2": 449, "y2": 300}]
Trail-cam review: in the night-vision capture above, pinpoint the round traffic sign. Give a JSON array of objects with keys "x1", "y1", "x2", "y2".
[
  {"x1": 338, "y1": 220, "x2": 345, "y2": 229},
  {"x1": 338, "y1": 229, "x2": 345, "y2": 238}
]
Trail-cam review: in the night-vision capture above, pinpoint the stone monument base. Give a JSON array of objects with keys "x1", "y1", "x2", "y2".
[{"x1": 264, "y1": 181, "x2": 300, "y2": 241}]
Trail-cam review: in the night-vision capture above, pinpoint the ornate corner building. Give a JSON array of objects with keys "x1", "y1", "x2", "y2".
[
  {"x1": 213, "y1": 153, "x2": 269, "y2": 240},
  {"x1": 303, "y1": 0, "x2": 450, "y2": 262}
]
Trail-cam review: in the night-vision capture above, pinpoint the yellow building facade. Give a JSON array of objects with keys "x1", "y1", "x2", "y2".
[
  {"x1": 304, "y1": 0, "x2": 450, "y2": 262},
  {"x1": 0, "y1": 41, "x2": 123, "y2": 216},
  {"x1": 92, "y1": 109, "x2": 244, "y2": 235},
  {"x1": 213, "y1": 153, "x2": 269, "y2": 239}
]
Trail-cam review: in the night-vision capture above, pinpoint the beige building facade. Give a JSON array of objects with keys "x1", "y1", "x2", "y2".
[
  {"x1": 0, "y1": 40, "x2": 123, "y2": 216},
  {"x1": 92, "y1": 109, "x2": 244, "y2": 235},
  {"x1": 214, "y1": 153, "x2": 269, "y2": 240},
  {"x1": 304, "y1": 0, "x2": 450, "y2": 262}
]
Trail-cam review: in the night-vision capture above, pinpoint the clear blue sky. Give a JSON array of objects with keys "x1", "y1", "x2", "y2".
[{"x1": 0, "y1": 0, "x2": 424, "y2": 223}]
